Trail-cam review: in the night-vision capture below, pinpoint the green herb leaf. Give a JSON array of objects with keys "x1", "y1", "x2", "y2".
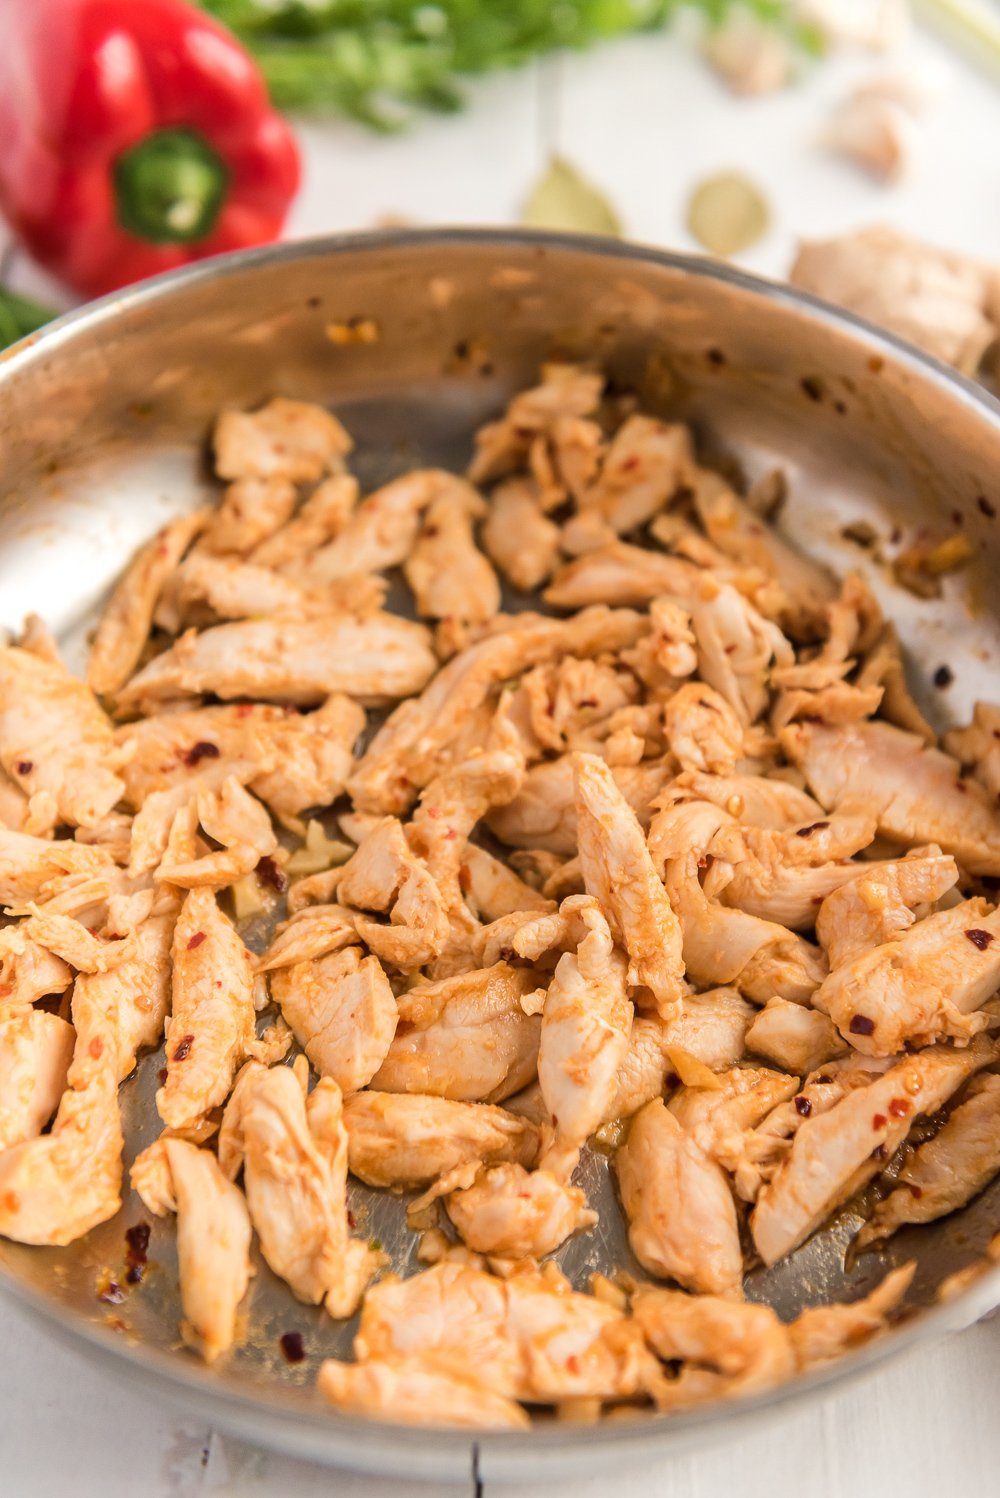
[
  {"x1": 522, "y1": 156, "x2": 622, "y2": 237},
  {"x1": 197, "y1": 1, "x2": 816, "y2": 127},
  {"x1": 686, "y1": 170, "x2": 770, "y2": 256},
  {"x1": 0, "y1": 288, "x2": 54, "y2": 351}
]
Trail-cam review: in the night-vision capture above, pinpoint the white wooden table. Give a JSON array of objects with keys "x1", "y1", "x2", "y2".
[{"x1": 4, "y1": 17, "x2": 1000, "y2": 1496}]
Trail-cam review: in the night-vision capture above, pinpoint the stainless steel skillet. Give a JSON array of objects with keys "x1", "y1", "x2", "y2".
[{"x1": 1, "y1": 229, "x2": 1000, "y2": 1484}]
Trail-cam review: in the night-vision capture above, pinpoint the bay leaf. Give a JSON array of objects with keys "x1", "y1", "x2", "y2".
[
  {"x1": 687, "y1": 171, "x2": 770, "y2": 257},
  {"x1": 521, "y1": 156, "x2": 623, "y2": 237}
]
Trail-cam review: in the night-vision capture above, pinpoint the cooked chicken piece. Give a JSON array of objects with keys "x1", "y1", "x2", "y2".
[
  {"x1": 404, "y1": 479, "x2": 500, "y2": 623},
  {"x1": 87, "y1": 509, "x2": 208, "y2": 695},
  {"x1": 157, "y1": 887, "x2": 255, "y2": 1132},
  {"x1": 248, "y1": 473, "x2": 359, "y2": 569},
  {"x1": 156, "y1": 778, "x2": 277, "y2": 889},
  {"x1": 164, "y1": 1138, "x2": 252, "y2": 1363},
  {"x1": 945, "y1": 702, "x2": 1000, "y2": 804},
  {"x1": 669, "y1": 1066, "x2": 800, "y2": 1172},
  {"x1": 0, "y1": 767, "x2": 30, "y2": 831},
  {"x1": 790, "y1": 225, "x2": 1000, "y2": 377},
  {"x1": 348, "y1": 607, "x2": 646, "y2": 815},
  {"x1": 704, "y1": 807, "x2": 879, "y2": 931},
  {"x1": 460, "y1": 845, "x2": 555, "y2": 923},
  {"x1": 74, "y1": 812, "x2": 133, "y2": 867},
  {"x1": 0, "y1": 645, "x2": 124, "y2": 831},
  {"x1": 490, "y1": 754, "x2": 672, "y2": 856},
  {"x1": 604, "y1": 1014, "x2": 682, "y2": 1121},
  {"x1": 154, "y1": 551, "x2": 386, "y2": 631},
  {"x1": 343, "y1": 1091, "x2": 539, "y2": 1188},
  {"x1": 663, "y1": 988, "x2": 757, "y2": 1070},
  {"x1": 531, "y1": 898, "x2": 632, "y2": 1174},
  {"x1": 481, "y1": 478, "x2": 561, "y2": 592},
  {"x1": 665, "y1": 769, "x2": 825, "y2": 829},
  {"x1": 371, "y1": 963, "x2": 541, "y2": 1104},
  {"x1": 633, "y1": 1287, "x2": 794, "y2": 1406},
  {"x1": 577, "y1": 415, "x2": 692, "y2": 537},
  {"x1": 467, "y1": 364, "x2": 604, "y2": 485},
  {"x1": 615, "y1": 1099, "x2": 743, "y2": 1295},
  {"x1": 816, "y1": 850, "x2": 960, "y2": 969},
  {"x1": 664, "y1": 683, "x2": 744, "y2": 775},
  {"x1": 110, "y1": 910, "x2": 176, "y2": 1078},
  {"x1": 0, "y1": 1009, "x2": 75, "y2": 1149},
  {"x1": 213, "y1": 397, "x2": 351, "y2": 484},
  {"x1": 356, "y1": 1260, "x2": 658, "y2": 1404},
  {"x1": 649, "y1": 799, "x2": 826, "y2": 1002},
  {"x1": 446, "y1": 1163, "x2": 596, "y2": 1258},
  {"x1": 0, "y1": 927, "x2": 72, "y2": 1008},
  {"x1": 692, "y1": 471, "x2": 835, "y2": 639},
  {"x1": 407, "y1": 745, "x2": 525, "y2": 955},
  {"x1": 620, "y1": 598, "x2": 698, "y2": 696},
  {"x1": 220, "y1": 1064, "x2": 378, "y2": 1317},
  {"x1": 544, "y1": 542, "x2": 702, "y2": 610},
  {"x1": 197, "y1": 478, "x2": 298, "y2": 557},
  {"x1": 516, "y1": 658, "x2": 640, "y2": 758},
  {"x1": 814, "y1": 899, "x2": 1000, "y2": 1055},
  {"x1": 573, "y1": 753, "x2": 684, "y2": 1018},
  {"x1": 0, "y1": 965, "x2": 124, "y2": 1244},
  {"x1": 857, "y1": 1074, "x2": 1000, "y2": 1248},
  {"x1": 319, "y1": 1358, "x2": 529, "y2": 1430},
  {"x1": 751, "y1": 1037, "x2": 997, "y2": 1264},
  {"x1": 789, "y1": 1263, "x2": 915, "y2": 1368},
  {"x1": 115, "y1": 612, "x2": 436, "y2": 711},
  {"x1": 126, "y1": 760, "x2": 258, "y2": 878},
  {"x1": 255, "y1": 904, "x2": 360, "y2": 972},
  {"x1": 295, "y1": 470, "x2": 442, "y2": 584},
  {"x1": 335, "y1": 816, "x2": 449, "y2": 969},
  {"x1": 770, "y1": 667, "x2": 884, "y2": 735},
  {"x1": 746, "y1": 999, "x2": 848, "y2": 1075},
  {"x1": 17, "y1": 909, "x2": 132, "y2": 974},
  {"x1": 270, "y1": 945, "x2": 397, "y2": 1093},
  {"x1": 117, "y1": 695, "x2": 364, "y2": 820},
  {"x1": 733, "y1": 1054, "x2": 895, "y2": 1204},
  {"x1": 856, "y1": 623, "x2": 936, "y2": 744},
  {"x1": 691, "y1": 577, "x2": 793, "y2": 726}
]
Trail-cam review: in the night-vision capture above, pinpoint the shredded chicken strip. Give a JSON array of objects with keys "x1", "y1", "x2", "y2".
[{"x1": 163, "y1": 1137, "x2": 253, "y2": 1362}]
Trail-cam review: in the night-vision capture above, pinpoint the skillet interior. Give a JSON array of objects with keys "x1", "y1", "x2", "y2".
[{"x1": 1, "y1": 229, "x2": 1000, "y2": 1481}]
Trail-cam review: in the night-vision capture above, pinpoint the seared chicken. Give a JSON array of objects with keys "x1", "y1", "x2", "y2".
[
  {"x1": 343, "y1": 1091, "x2": 539, "y2": 1188},
  {"x1": 318, "y1": 1358, "x2": 529, "y2": 1430},
  {"x1": 213, "y1": 397, "x2": 351, "y2": 485},
  {"x1": 446, "y1": 1162, "x2": 596, "y2": 1258},
  {"x1": 162, "y1": 1137, "x2": 252, "y2": 1362},
  {"x1": 404, "y1": 478, "x2": 500, "y2": 622},
  {"x1": 0, "y1": 1009, "x2": 75, "y2": 1150},
  {"x1": 270, "y1": 945, "x2": 397, "y2": 1093}
]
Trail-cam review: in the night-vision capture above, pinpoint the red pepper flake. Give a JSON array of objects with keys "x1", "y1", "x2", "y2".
[
  {"x1": 183, "y1": 740, "x2": 220, "y2": 768},
  {"x1": 965, "y1": 929, "x2": 994, "y2": 951},
  {"x1": 933, "y1": 665, "x2": 953, "y2": 689},
  {"x1": 187, "y1": 932, "x2": 207, "y2": 951},
  {"x1": 97, "y1": 1275, "x2": 126, "y2": 1306},
  {"x1": 908, "y1": 1184, "x2": 924, "y2": 1199},
  {"x1": 871, "y1": 1144, "x2": 888, "y2": 1161},
  {"x1": 124, "y1": 1222, "x2": 151, "y2": 1285},
  {"x1": 236, "y1": 703, "x2": 255, "y2": 718},
  {"x1": 620, "y1": 456, "x2": 641, "y2": 473},
  {"x1": 458, "y1": 864, "x2": 471, "y2": 893},
  {"x1": 978, "y1": 495, "x2": 997, "y2": 519},
  {"x1": 888, "y1": 1097, "x2": 911, "y2": 1118},
  {"x1": 799, "y1": 713, "x2": 826, "y2": 725},
  {"x1": 664, "y1": 1072, "x2": 681, "y2": 1089},
  {"x1": 171, "y1": 1034, "x2": 195, "y2": 1062},
  {"x1": 347, "y1": 1209, "x2": 356, "y2": 1228},
  {"x1": 796, "y1": 821, "x2": 830, "y2": 838},
  {"x1": 872, "y1": 1113, "x2": 888, "y2": 1130},
  {"x1": 158, "y1": 1067, "x2": 168, "y2": 1086},
  {"x1": 849, "y1": 1014, "x2": 875, "y2": 1036},
  {"x1": 794, "y1": 1095, "x2": 812, "y2": 1117},
  {"x1": 88, "y1": 1037, "x2": 103, "y2": 1060},
  {"x1": 445, "y1": 827, "x2": 457, "y2": 840},
  {"x1": 578, "y1": 697, "x2": 599, "y2": 709},
  {"x1": 814, "y1": 1075, "x2": 832, "y2": 1085},
  {"x1": 426, "y1": 806, "x2": 442, "y2": 819},
  {"x1": 14, "y1": 760, "x2": 32, "y2": 775},
  {"x1": 279, "y1": 1331, "x2": 306, "y2": 1364},
  {"x1": 256, "y1": 855, "x2": 287, "y2": 893},
  {"x1": 566, "y1": 1354, "x2": 581, "y2": 1374},
  {"x1": 956, "y1": 780, "x2": 968, "y2": 794}
]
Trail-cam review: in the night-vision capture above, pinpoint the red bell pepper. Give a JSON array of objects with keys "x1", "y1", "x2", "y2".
[{"x1": 0, "y1": 0, "x2": 301, "y2": 298}]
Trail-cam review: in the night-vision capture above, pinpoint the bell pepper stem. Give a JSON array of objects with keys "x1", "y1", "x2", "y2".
[{"x1": 113, "y1": 128, "x2": 229, "y2": 244}]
